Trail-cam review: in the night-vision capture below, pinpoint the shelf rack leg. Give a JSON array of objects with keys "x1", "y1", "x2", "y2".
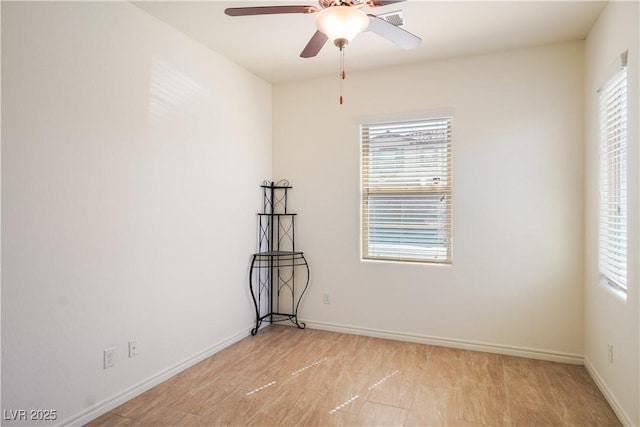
[{"x1": 249, "y1": 256, "x2": 261, "y2": 336}]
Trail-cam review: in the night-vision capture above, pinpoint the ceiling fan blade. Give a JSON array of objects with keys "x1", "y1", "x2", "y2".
[
  {"x1": 367, "y1": 14, "x2": 421, "y2": 50},
  {"x1": 300, "y1": 30, "x2": 329, "y2": 58},
  {"x1": 224, "y1": 5, "x2": 319, "y2": 16},
  {"x1": 369, "y1": 0, "x2": 405, "y2": 6}
]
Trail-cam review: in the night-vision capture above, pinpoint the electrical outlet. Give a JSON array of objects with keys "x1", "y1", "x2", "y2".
[
  {"x1": 323, "y1": 293, "x2": 331, "y2": 304},
  {"x1": 608, "y1": 344, "x2": 614, "y2": 363},
  {"x1": 129, "y1": 340, "x2": 138, "y2": 358},
  {"x1": 104, "y1": 347, "x2": 116, "y2": 369}
]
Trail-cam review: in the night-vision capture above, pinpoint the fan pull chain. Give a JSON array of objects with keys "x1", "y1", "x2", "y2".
[{"x1": 339, "y1": 46, "x2": 345, "y2": 105}]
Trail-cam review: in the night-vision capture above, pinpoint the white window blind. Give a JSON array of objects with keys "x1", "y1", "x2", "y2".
[
  {"x1": 361, "y1": 117, "x2": 452, "y2": 263},
  {"x1": 599, "y1": 54, "x2": 627, "y2": 293}
]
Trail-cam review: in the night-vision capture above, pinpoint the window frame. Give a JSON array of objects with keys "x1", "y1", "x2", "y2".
[{"x1": 360, "y1": 114, "x2": 453, "y2": 264}]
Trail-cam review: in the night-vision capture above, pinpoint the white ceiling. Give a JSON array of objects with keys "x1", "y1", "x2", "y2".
[{"x1": 133, "y1": 1, "x2": 607, "y2": 84}]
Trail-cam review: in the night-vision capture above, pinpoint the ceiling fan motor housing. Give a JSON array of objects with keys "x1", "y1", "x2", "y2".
[{"x1": 319, "y1": 0, "x2": 367, "y2": 9}]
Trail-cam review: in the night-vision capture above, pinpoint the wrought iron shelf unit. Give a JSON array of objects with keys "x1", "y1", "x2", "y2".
[{"x1": 249, "y1": 180, "x2": 309, "y2": 335}]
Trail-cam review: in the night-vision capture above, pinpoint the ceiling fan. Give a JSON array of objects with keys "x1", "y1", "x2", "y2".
[{"x1": 224, "y1": 0, "x2": 421, "y2": 58}]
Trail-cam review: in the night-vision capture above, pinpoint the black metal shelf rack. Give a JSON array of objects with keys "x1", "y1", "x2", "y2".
[{"x1": 249, "y1": 180, "x2": 309, "y2": 335}]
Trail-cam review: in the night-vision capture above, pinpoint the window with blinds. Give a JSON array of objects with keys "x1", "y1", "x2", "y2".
[
  {"x1": 599, "y1": 54, "x2": 627, "y2": 294},
  {"x1": 361, "y1": 117, "x2": 452, "y2": 263}
]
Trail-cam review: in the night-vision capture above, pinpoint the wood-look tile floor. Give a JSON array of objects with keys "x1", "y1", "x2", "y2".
[{"x1": 86, "y1": 325, "x2": 621, "y2": 426}]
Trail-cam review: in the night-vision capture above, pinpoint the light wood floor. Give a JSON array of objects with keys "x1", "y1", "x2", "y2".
[{"x1": 87, "y1": 325, "x2": 621, "y2": 426}]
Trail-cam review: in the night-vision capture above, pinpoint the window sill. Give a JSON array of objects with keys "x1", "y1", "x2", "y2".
[
  {"x1": 599, "y1": 277, "x2": 627, "y2": 303},
  {"x1": 361, "y1": 257, "x2": 453, "y2": 267}
]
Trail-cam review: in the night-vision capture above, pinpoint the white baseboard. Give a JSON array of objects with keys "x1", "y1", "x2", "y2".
[
  {"x1": 584, "y1": 356, "x2": 635, "y2": 427},
  {"x1": 61, "y1": 326, "x2": 253, "y2": 426},
  {"x1": 302, "y1": 319, "x2": 584, "y2": 365}
]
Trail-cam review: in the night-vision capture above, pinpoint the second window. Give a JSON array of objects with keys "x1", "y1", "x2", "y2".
[{"x1": 361, "y1": 116, "x2": 453, "y2": 264}]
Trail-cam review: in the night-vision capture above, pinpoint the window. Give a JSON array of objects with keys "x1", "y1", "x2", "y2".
[
  {"x1": 599, "y1": 52, "x2": 628, "y2": 294},
  {"x1": 361, "y1": 116, "x2": 452, "y2": 263}
]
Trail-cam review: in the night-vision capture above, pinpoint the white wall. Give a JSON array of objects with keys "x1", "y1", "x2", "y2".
[
  {"x1": 1, "y1": 2, "x2": 271, "y2": 425},
  {"x1": 584, "y1": 1, "x2": 639, "y2": 425},
  {"x1": 273, "y1": 42, "x2": 585, "y2": 360}
]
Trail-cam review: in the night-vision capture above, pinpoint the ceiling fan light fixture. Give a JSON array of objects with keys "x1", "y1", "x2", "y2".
[{"x1": 314, "y1": 6, "x2": 369, "y2": 48}]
